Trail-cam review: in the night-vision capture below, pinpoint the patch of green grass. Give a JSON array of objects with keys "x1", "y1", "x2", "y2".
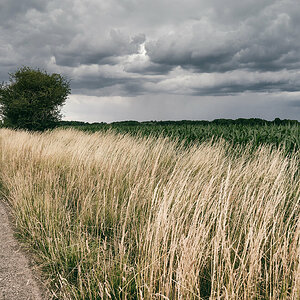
[{"x1": 59, "y1": 120, "x2": 300, "y2": 154}]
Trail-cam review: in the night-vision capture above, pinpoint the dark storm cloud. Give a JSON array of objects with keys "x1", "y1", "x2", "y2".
[
  {"x1": 65, "y1": 63, "x2": 161, "y2": 97},
  {"x1": 145, "y1": 1, "x2": 300, "y2": 74},
  {"x1": 187, "y1": 71, "x2": 300, "y2": 96},
  {"x1": 71, "y1": 77, "x2": 148, "y2": 96},
  {"x1": 1, "y1": 0, "x2": 300, "y2": 112},
  {"x1": 54, "y1": 31, "x2": 145, "y2": 67},
  {"x1": 191, "y1": 81, "x2": 293, "y2": 96},
  {"x1": 124, "y1": 60, "x2": 173, "y2": 75},
  {"x1": 71, "y1": 74, "x2": 158, "y2": 97}
]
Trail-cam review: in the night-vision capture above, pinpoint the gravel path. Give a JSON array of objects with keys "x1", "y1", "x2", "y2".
[{"x1": 0, "y1": 201, "x2": 48, "y2": 300}]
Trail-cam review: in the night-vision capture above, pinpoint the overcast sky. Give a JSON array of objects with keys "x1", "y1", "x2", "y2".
[{"x1": 1, "y1": 0, "x2": 300, "y2": 122}]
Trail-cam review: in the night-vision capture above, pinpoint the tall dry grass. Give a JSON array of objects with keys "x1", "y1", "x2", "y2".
[{"x1": 0, "y1": 128, "x2": 299, "y2": 299}]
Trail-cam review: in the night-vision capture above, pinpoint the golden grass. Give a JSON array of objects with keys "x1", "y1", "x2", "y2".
[{"x1": 0, "y1": 128, "x2": 299, "y2": 299}]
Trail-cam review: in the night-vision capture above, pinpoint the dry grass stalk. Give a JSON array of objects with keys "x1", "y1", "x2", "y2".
[{"x1": 0, "y1": 128, "x2": 299, "y2": 299}]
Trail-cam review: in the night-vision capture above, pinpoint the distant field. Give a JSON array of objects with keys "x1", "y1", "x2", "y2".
[
  {"x1": 59, "y1": 119, "x2": 300, "y2": 154},
  {"x1": 0, "y1": 128, "x2": 299, "y2": 299}
]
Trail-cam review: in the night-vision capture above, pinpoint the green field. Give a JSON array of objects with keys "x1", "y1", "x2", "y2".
[{"x1": 59, "y1": 119, "x2": 300, "y2": 154}]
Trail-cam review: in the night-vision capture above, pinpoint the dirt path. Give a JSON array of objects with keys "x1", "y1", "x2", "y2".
[{"x1": 0, "y1": 201, "x2": 49, "y2": 300}]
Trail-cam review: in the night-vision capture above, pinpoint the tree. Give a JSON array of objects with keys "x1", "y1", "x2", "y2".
[{"x1": 0, "y1": 66, "x2": 70, "y2": 131}]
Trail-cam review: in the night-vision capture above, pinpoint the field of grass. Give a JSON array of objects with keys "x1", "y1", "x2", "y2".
[
  {"x1": 60, "y1": 120, "x2": 300, "y2": 154},
  {"x1": 0, "y1": 128, "x2": 299, "y2": 299}
]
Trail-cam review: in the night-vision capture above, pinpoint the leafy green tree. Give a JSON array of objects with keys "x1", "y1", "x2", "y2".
[{"x1": 0, "y1": 66, "x2": 70, "y2": 131}]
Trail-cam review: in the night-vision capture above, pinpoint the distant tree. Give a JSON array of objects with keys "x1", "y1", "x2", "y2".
[{"x1": 0, "y1": 66, "x2": 70, "y2": 131}]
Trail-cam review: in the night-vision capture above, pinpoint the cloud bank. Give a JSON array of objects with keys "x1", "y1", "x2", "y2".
[{"x1": 1, "y1": 0, "x2": 300, "y2": 120}]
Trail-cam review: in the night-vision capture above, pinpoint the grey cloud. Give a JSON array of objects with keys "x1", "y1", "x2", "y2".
[
  {"x1": 71, "y1": 77, "x2": 152, "y2": 97},
  {"x1": 288, "y1": 100, "x2": 300, "y2": 107},
  {"x1": 124, "y1": 62, "x2": 173, "y2": 75},
  {"x1": 146, "y1": 1, "x2": 300, "y2": 74},
  {"x1": 191, "y1": 81, "x2": 291, "y2": 96},
  {"x1": 72, "y1": 82, "x2": 147, "y2": 97},
  {"x1": 123, "y1": 54, "x2": 174, "y2": 75},
  {"x1": 1, "y1": 0, "x2": 300, "y2": 106},
  {"x1": 0, "y1": 0, "x2": 47, "y2": 25},
  {"x1": 191, "y1": 74, "x2": 300, "y2": 96},
  {"x1": 72, "y1": 77, "x2": 129, "y2": 90},
  {"x1": 141, "y1": 69, "x2": 300, "y2": 97},
  {"x1": 145, "y1": 18, "x2": 239, "y2": 72},
  {"x1": 54, "y1": 31, "x2": 145, "y2": 67},
  {"x1": 210, "y1": 0, "x2": 274, "y2": 24},
  {"x1": 69, "y1": 69, "x2": 157, "y2": 97}
]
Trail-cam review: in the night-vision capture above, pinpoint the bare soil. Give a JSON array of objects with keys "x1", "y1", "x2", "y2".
[{"x1": 0, "y1": 201, "x2": 49, "y2": 300}]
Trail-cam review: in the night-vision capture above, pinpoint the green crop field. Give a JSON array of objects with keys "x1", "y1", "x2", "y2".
[{"x1": 59, "y1": 119, "x2": 300, "y2": 154}]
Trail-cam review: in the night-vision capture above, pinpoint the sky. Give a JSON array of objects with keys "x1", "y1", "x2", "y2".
[{"x1": 1, "y1": 0, "x2": 300, "y2": 122}]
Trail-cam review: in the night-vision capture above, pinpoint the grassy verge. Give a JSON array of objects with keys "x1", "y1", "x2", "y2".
[{"x1": 0, "y1": 128, "x2": 299, "y2": 299}]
